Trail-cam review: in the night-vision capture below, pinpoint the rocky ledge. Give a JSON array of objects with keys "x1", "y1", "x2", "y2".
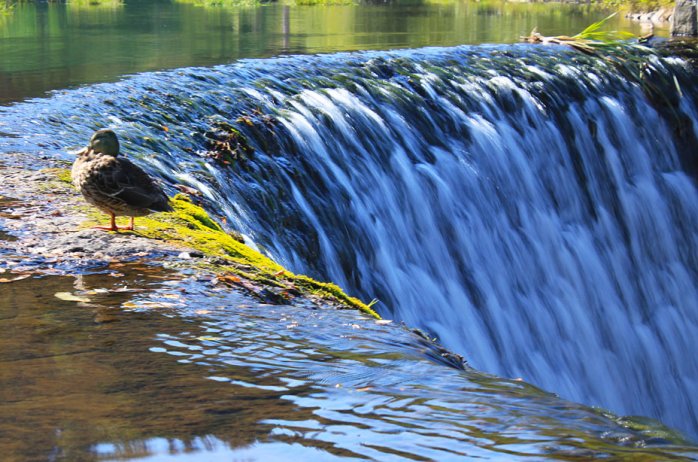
[
  {"x1": 626, "y1": 7, "x2": 673, "y2": 25},
  {"x1": 0, "y1": 153, "x2": 471, "y2": 370},
  {"x1": 0, "y1": 153, "x2": 380, "y2": 318}
]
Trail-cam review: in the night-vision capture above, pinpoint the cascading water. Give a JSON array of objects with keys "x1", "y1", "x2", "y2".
[{"x1": 1, "y1": 44, "x2": 696, "y2": 440}]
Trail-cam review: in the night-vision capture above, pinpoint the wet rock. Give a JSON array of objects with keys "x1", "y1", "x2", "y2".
[
  {"x1": 671, "y1": 0, "x2": 698, "y2": 36},
  {"x1": 0, "y1": 157, "x2": 379, "y2": 318},
  {"x1": 202, "y1": 121, "x2": 254, "y2": 167},
  {"x1": 627, "y1": 8, "x2": 673, "y2": 24}
]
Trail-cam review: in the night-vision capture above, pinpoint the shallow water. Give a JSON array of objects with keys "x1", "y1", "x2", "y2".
[
  {"x1": 1, "y1": 263, "x2": 696, "y2": 461},
  {"x1": 0, "y1": 0, "x2": 657, "y2": 104}
]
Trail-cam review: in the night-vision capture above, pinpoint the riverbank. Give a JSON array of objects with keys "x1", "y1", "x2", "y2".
[{"x1": 626, "y1": 7, "x2": 673, "y2": 24}]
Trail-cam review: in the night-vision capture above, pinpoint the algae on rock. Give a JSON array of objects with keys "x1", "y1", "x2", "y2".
[{"x1": 52, "y1": 166, "x2": 379, "y2": 318}]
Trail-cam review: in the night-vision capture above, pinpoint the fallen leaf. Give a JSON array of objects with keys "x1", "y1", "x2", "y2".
[
  {"x1": 217, "y1": 274, "x2": 241, "y2": 284},
  {"x1": 84, "y1": 288, "x2": 110, "y2": 295},
  {"x1": 174, "y1": 184, "x2": 202, "y2": 197},
  {"x1": 139, "y1": 301, "x2": 177, "y2": 308},
  {"x1": 0, "y1": 274, "x2": 31, "y2": 283},
  {"x1": 112, "y1": 287, "x2": 146, "y2": 293},
  {"x1": 55, "y1": 292, "x2": 91, "y2": 303}
]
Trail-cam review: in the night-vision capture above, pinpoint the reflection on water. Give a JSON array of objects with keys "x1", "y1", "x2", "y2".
[
  {"x1": 0, "y1": 0, "x2": 657, "y2": 104},
  {"x1": 1, "y1": 263, "x2": 696, "y2": 461}
]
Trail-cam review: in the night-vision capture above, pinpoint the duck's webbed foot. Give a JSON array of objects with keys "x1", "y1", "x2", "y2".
[{"x1": 93, "y1": 212, "x2": 120, "y2": 232}]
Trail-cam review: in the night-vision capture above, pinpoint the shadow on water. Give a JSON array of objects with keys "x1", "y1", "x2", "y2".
[{"x1": 1, "y1": 262, "x2": 697, "y2": 461}]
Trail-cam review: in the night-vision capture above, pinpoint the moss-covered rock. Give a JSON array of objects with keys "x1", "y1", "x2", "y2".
[{"x1": 60, "y1": 168, "x2": 379, "y2": 318}]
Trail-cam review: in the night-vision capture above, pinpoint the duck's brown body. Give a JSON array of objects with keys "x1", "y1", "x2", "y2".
[{"x1": 71, "y1": 129, "x2": 172, "y2": 231}]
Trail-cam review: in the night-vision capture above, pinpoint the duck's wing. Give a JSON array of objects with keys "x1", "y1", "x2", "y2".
[{"x1": 99, "y1": 158, "x2": 172, "y2": 212}]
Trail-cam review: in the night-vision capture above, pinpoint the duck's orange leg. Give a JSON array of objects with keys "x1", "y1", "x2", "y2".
[
  {"x1": 121, "y1": 217, "x2": 135, "y2": 231},
  {"x1": 93, "y1": 212, "x2": 119, "y2": 231}
]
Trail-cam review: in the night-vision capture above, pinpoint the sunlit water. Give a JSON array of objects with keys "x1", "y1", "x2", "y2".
[
  {"x1": 1, "y1": 42, "x2": 697, "y2": 445},
  {"x1": 0, "y1": 0, "x2": 658, "y2": 103},
  {"x1": 1, "y1": 262, "x2": 696, "y2": 461}
]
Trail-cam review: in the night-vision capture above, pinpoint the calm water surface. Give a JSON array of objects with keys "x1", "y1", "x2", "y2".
[
  {"x1": 1, "y1": 262, "x2": 696, "y2": 461},
  {"x1": 0, "y1": 0, "x2": 658, "y2": 103}
]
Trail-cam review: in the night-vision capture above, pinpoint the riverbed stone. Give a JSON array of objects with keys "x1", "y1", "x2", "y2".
[{"x1": 671, "y1": 0, "x2": 698, "y2": 36}]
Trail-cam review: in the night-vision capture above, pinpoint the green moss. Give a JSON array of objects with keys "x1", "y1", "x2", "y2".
[
  {"x1": 44, "y1": 167, "x2": 74, "y2": 185},
  {"x1": 85, "y1": 190, "x2": 379, "y2": 318},
  {"x1": 132, "y1": 194, "x2": 285, "y2": 273},
  {"x1": 293, "y1": 275, "x2": 379, "y2": 318},
  {"x1": 44, "y1": 166, "x2": 379, "y2": 317},
  {"x1": 38, "y1": 167, "x2": 81, "y2": 198}
]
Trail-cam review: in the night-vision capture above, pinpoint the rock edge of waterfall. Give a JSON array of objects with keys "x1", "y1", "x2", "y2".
[
  {"x1": 0, "y1": 153, "x2": 467, "y2": 370},
  {"x1": 0, "y1": 154, "x2": 384, "y2": 317}
]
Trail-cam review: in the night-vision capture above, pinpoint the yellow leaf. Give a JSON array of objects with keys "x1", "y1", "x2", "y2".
[{"x1": 55, "y1": 292, "x2": 91, "y2": 303}]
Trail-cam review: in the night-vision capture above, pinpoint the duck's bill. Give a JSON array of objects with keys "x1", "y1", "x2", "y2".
[{"x1": 68, "y1": 146, "x2": 89, "y2": 156}]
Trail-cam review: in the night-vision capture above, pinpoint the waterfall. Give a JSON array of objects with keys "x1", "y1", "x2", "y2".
[
  {"x1": 2, "y1": 44, "x2": 696, "y2": 439},
  {"x1": 238, "y1": 48, "x2": 698, "y2": 439}
]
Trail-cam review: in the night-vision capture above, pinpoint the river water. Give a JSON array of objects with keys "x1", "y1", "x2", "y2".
[
  {"x1": 1, "y1": 1, "x2": 697, "y2": 460},
  {"x1": 1, "y1": 262, "x2": 696, "y2": 460},
  {"x1": 1, "y1": 0, "x2": 657, "y2": 103}
]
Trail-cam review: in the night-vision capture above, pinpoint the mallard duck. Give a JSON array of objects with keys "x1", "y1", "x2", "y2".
[{"x1": 71, "y1": 129, "x2": 172, "y2": 231}]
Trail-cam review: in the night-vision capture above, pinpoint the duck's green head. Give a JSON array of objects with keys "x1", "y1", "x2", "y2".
[{"x1": 89, "y1": 129, "x2": 120, "y2": 156}]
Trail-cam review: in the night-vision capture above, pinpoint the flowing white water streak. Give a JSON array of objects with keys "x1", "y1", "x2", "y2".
[{"x1": 247, "y1": 58, "x2": 698, "y2": 438}]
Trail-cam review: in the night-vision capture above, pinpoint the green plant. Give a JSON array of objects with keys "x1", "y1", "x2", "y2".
[
  {"x1": 522, "y1": 12, "x2": 636, "y2": 54},
  {"x1": 573, "y1": 12, "x2": 635, "y2": 43},
  {"x1": 1, "y1": 1, "x2": 14, "y2": 16}
]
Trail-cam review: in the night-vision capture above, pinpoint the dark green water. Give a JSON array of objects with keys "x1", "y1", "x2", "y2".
[{"x1": 0, "y1": 0, "x2": 658, "y2": 104}]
